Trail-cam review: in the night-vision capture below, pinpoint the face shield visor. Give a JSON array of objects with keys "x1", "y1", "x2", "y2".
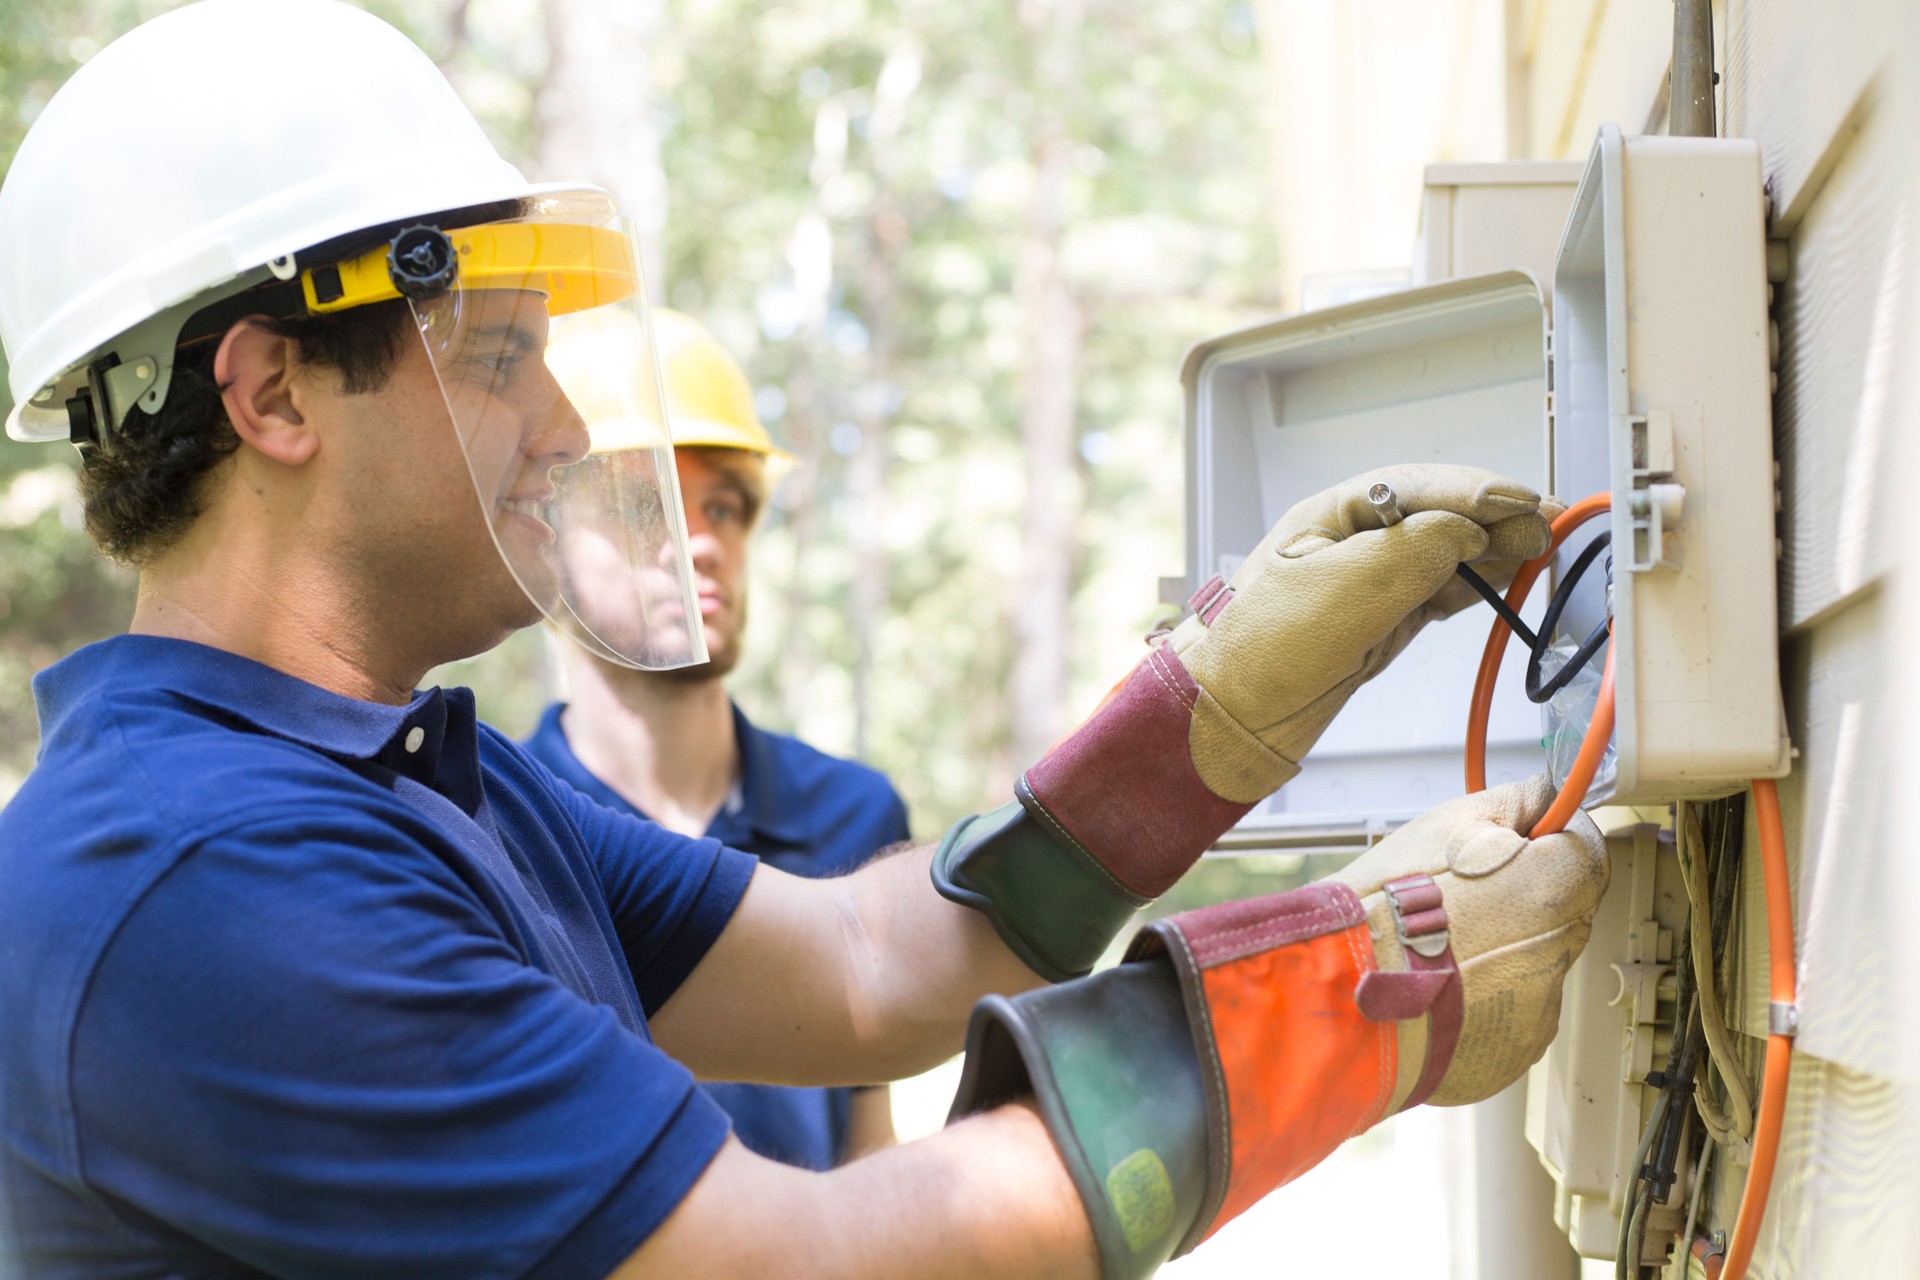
[{"x1": 306, "y1": 211, "x2": 706, "y2": 670}]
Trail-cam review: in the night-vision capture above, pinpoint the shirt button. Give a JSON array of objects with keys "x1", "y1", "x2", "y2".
[{"x1": 404, "y1": 726, "x2": 426, "y2": 754}]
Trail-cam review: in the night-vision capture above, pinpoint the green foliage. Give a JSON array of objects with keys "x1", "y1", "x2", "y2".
[
  {"x1": 646, "y1": 0, "x2": 1282, "y2": 833},
  {"x1": 0, "y1": 1, "x2": 169, "y2": 792},
  {"x1": 0, "y1": 0, "x2": 1285, "y2": 832}
]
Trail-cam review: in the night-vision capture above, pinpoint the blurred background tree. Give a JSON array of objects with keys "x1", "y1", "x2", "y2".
[
  {"x1": 0, "y1": 0, "x2": 1282, "y2": 834},
  {"x1": 0, "y1": 7, "x2": 1506, "y2": 1274}
]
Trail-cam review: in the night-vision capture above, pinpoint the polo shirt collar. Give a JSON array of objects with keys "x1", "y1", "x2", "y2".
[{"x1": 42, "y1": 635, "x2": 479, "y2": 809}]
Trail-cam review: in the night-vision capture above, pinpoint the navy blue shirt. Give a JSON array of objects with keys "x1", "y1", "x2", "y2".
[
  {"x1": 0, "y1": 636, "x2": 759, "y2": 1280},
  {"x1": 523, "y1": 702, "x2": 910, "y2": 1171}
]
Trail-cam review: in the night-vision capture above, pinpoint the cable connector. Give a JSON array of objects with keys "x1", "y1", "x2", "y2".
[{"x1": 1367, "y1": 481, "x2": 1404, "y2": 527}]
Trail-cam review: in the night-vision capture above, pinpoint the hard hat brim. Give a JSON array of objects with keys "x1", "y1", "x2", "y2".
[{"x1": 303, "y1": 218, "x2": 639, "y2": 318}]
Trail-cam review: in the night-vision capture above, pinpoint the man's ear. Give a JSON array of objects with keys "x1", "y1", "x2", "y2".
[{"x1": 213, "y1": 319, "x2": 318, "y2": 466}]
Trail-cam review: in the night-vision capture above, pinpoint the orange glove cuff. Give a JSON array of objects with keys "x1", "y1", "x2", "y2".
[{"x1": 1130, "y1": 884, "x2": 1399, "y2": 1247}]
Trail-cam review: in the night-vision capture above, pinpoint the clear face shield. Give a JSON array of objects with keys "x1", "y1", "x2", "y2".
[{"x1": 315, "y1": 209, "x2": 707, "y2": 670}]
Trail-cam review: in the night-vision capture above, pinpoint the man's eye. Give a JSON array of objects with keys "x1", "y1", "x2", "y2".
[
  {"x1": 455, "y1": 349, "x2": 521, "y2": 383},
  {"x1": 705, "y1": 500, "x2": 743, "y2": 526}
]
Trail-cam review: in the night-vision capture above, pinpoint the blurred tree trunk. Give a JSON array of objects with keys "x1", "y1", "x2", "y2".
[
  {"x1": 1008, "y1": 0, "x2": 1087, "y2": 770},
  {"x1": 774, "y1": 99, "x2": 845, "y2": 734},
  {"x1": 847, "y1": 44, "x2": 921, "y2": 758},
  {"x1": 772, "y1": 360, "x2": 826, "y2": 735},
  {"x1": 537, "y1": 0, "x2": 668, "y2": 292}
]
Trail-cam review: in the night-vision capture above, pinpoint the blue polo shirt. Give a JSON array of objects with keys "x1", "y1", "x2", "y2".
[
  {"x1": 0, "y1": 635, "x2": 758, "y2": 1280},
  {"x1": 523, "y1": 701, "x2": 910, "y2": 1171}
]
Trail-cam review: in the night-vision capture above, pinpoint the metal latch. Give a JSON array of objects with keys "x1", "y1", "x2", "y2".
[{"x1": 1624, "y1": 408, "x2": 1689, "y2": 572}]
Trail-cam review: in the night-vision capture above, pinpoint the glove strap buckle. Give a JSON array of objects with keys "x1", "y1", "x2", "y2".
[
  {"x1": 1186, "y1": 574, "x2": 1236, "y2": 625},
  {"x1": 1385, "y1": 875, "x2": 1451, "y2": 958},
  {"x1": 1379, "y1": 874, "x2": 1463, "y2": 1111}
]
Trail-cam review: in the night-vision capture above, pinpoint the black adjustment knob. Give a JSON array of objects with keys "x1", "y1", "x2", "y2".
[{"x1": 387, "y1": 225, "x2": 458, "y2": 299}]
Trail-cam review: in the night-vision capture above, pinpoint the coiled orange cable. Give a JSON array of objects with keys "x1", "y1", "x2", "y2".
[
  {"x1": 1463, "y1": 492, "x2": 1614, "y2": 838},
  {"x1": 1460, "y1": 492, "x2": 1794, "y2": 1273}
]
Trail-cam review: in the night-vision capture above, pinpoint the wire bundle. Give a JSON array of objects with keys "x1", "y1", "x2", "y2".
[
  {"x1": 1455, "y1": 492, "x2": 1795, "y2": 1280},
  {"x1": 1462, "y1": 493, "x2": 1615, "y2": 837}
]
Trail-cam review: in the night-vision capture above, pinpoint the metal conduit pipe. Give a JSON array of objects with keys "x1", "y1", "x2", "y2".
[{"x1": 1670, "y1": 0, "x2": 1717, "y2": 137}]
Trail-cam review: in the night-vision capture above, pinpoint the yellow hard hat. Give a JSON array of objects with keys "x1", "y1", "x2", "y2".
[
  {"x1": 542, "y1": 305, "x2": 793, "y2": 473},
  {"x1": 651, "y1": 308, "x2": 794, "y2": 473}
]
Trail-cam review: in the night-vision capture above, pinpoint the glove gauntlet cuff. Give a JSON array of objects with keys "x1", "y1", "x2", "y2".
[
  {"x1": 949, "y1": 879, "x2": 1477, "y2": 1278},
  {"x1": 931, "y1": 791, "x2": 1150, "y2": 982},
  {"x1": 932, "y1": 643, "x2": 1272, "y2": 981}
]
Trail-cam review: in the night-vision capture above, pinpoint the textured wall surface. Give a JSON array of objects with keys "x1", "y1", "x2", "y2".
[
  {"x1": 1722, "y1": 0, "x2": 1914, "y2": 1271},
  {"x1": 1508, "y1": 0, "x2": 1917, "y2": 1272}
]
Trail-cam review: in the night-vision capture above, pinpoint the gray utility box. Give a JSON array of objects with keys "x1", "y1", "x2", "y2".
[
  {"x1": 1412, "y1": 160, "x2": 1584, "y2": 298},
  {"x1": 1182, "y1": 126, "x2": 1789, "y2": 853}
]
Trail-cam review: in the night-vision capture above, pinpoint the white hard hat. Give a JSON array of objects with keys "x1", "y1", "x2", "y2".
[
  {"x1": 0, "y1": 0, "x2": 713, "y2": 674},
  {"x1": 0, "y1": 0, "x2": 562, "y2": 443}
]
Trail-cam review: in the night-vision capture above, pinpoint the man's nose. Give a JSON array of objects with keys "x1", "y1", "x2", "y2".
[
  {"x1": 528, "y1": 372, "x2": 591, "y2": 468},
  {"x1": 680, "y1": 522, "x2": 722, "y2": 574}
]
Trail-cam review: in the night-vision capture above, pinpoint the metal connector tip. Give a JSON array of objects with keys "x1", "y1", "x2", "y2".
[{"x1": 1367, "y1": 481, "x2": 1404, "y2": 527}]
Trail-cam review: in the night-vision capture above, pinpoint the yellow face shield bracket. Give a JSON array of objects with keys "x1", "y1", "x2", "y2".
[{"x1": 300, "y1": 220, "x2": 639, "y2": 318}]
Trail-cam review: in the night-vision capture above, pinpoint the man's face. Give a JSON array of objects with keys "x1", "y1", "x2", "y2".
[
  {"x1": 670, "y1": 447, "x2": 760, "y2": 679},
  {"x1": 315, "y1": 289, "x2": 592, "y2": 668}
]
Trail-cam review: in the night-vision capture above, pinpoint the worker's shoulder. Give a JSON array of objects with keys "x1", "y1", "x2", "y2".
[
  {"x1": 738, "y1": 713, "x2": 906, "y2": 825},
  {"x1": 1, "y1": 674, "x2": 474, "y2": 915},
  {"x1": 37, "y1": 682, "x2": 400, "y2": 823},
  {"x1": 0, "y1": 693, "x2": 454, "y2": 1095},
  {"x1": 4, "y1": 719, "x2": 428, "y2": 909},
  {"x1": 751, "y1": 721, "x2": 898, "y2": 798},
  {"x1": 476, "y1": 716, "x2": 573, "y2": 792}
]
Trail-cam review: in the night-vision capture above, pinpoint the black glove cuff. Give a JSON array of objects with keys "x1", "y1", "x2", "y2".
[{"x1": 949, "y1": 959, "x2": 1211, "y2": 1279}]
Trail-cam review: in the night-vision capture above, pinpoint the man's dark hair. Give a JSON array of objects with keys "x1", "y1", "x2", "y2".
[{"x1": 77, "y1": 299, "x2": 411, "y2": 565}]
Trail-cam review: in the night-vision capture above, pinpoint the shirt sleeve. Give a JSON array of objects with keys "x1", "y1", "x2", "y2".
[
  {"x1": 813, "y1": 771, "x2": 913, "y2": 876},
  {"x1": 883, "y1": 782, "x2": 912, "y2": 844},
  {"x1": 559, "y1": 781, "x2": 758, "y2": 1015},
  {"x1": 72, "y1": 806, "x2": 730, "y2": 1280}
]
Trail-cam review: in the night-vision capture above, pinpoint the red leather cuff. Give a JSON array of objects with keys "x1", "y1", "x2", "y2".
[{"x1": 1024, "y1": 643, "x2": 1253, "y2": 899}]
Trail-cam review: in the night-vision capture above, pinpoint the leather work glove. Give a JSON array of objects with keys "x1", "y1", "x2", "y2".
[
  {"x1": 948, "y1": 778, "x2": 1608, "y2": 1280},
  {"x1": 933, "y1": 465, "x2": 1555, "y2": 980}
]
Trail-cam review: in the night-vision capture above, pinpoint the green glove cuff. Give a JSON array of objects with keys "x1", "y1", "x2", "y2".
[
  {"x1": 931, "y1": 793, "x2": 1150, "y2": 982},
  {"x1": 949, "y1": 959, "x2": 1210, "y2": 1279}
]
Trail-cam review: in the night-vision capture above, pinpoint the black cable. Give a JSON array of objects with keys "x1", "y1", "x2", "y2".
[
  {"x1": 1708, "y1": 796, "x2": 1745, "y2": 963},
  {"x1": 1615, "y1": 1089, "x2": 1671, "y2": 1280},
  {"x1": 1452, "y1": 563, "x2": 1538, "y2": 650},
  {"x1": 1634, "y1": 901, "x2": 1702, "y2": 1275},
  {"x1": 1528, "y1": 617, "x2": 1610, "y2": 705},
  {"x1": 1525, "y1": 531, "x2": 1613, "y2": 704},
  {"x1": 1648, "y1": 977, "x2": 1702, "y2": 1202}
]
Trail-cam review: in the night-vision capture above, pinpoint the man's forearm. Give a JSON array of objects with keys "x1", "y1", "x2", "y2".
[
  {"x1": 651, "y1": 844, "x2": 1044, "y2": 1086},
  {"x1": 612, "y1": 1105, "x2": 1097, "y2": 1280},
  {"x1": 836, "y1": 842, "x2": 1049, "y2": 1074}
]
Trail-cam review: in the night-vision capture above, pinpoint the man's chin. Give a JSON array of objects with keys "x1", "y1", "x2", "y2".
[
  {"x1": 417, "y1": 602, "x2": 544, "y2": 671},
  {"x1": 647, "y1": 640, "x2": 738, "y2": 684}
]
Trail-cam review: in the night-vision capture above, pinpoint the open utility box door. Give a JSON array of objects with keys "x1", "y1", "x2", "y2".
[
  {"x1": 1183, "y1": 125, "x2": 1789, "y2": 853},
  {"x1": 1183, "y1": 271, "x2": 1551, "y2": 851}
]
